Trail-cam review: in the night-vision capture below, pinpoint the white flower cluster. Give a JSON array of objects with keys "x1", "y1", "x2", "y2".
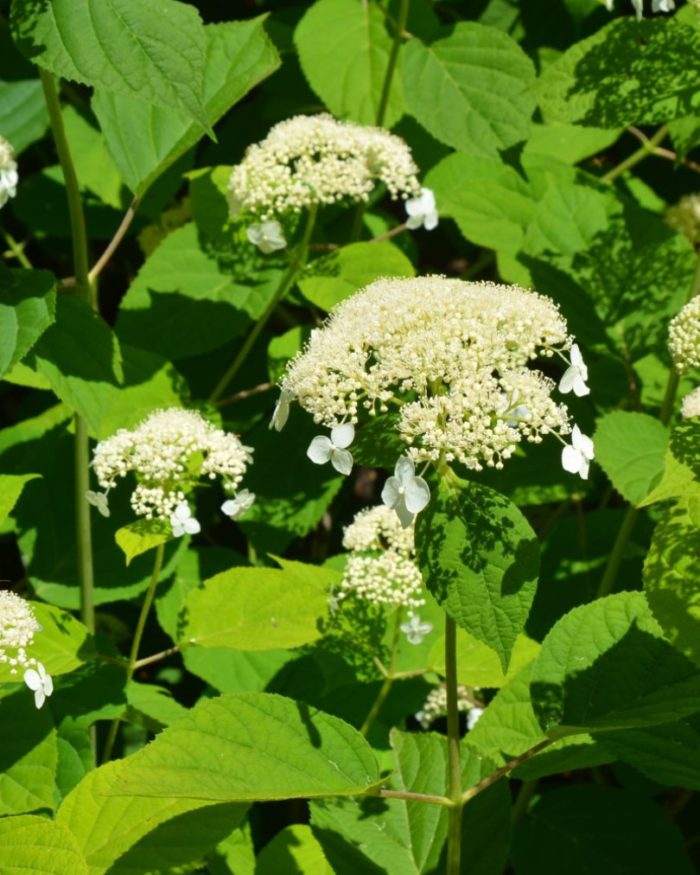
[
  {"x1": 0, "y1": 136, "x2": 18, "y2": 209},
  {"x1": 669, "y1": 297, "x2": 700, "y2": 374},
  {"x1": 604, "y1": 0, "x2": 674, "y2": 17},
  {"x1": 337, "y1": 506, "x2": 425, "y2": 614},
  {"x1": 228, "y1": 114, "x2": 421, "y2": 220},
  {"x1": 279, "y1": 277, "x2": 589, "y2": 477},
  {"x1": 0, "y1": 591, "x2": 52, "y2": 709},
  {"x1": 90, "y1": 408, "x2": 253, "y2": 532},
  {"x1": 681, "y1": 387, "x2": 700, "y2": 419},
  {"x1": 415, "y1": 683, "x2": 483, "y2": 731}
]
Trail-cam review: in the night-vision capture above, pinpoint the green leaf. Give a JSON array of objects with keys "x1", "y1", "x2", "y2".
[
  {"x1": 299, "y1": 242, "x2": 415, "y2": 312},
  {"x1": 416, "y1": 478, "x2": 540, "y2": 671},
  {"x1": 594, "y1": 411, "x2": 669, "y2": 505},
  {"x1": 428, "y1": 630, "x2": 540, "y2": 689},
  {"x1": 640, "y1": 420, "x2": 700, "y2": 507},
  {"x1": 644, "y1": 502, "x2": 700, "y2": 667},
  {"x1": 530, "y1": 592, "x2": 700, "y2": 737},
  {"x1": 27, "y1": 603, "x2": 93, "y2": 677},
  {"x1": 257, "y1": 825, "x2": 332, "y2": 875},
  {"x1": 295, "y1": 0, "x2": 405, "y2": 127},
  {"x1": 0, "y1": 473, "x2": 39, "y2": 527},
  {"x1": 115, "y1": 519, "x2": 171, "y2": 566},
  {"x1": 512, "y1": 785, "x2": 694, "y2": 875},
  {"x1": 0, "y1": 814, "x2": 88, "y2": 875},
  {"x1": 184, "y1": 559, "x2": 338, "y2": 651},
  {"x1": 311, "y1": 730, "x2": 511, "y2": 875},
  {"x1": 522, "y1": 121, "x2": 621, "y2": 165},
  {"x1": 538, "y1": 18, "x2": 700, "y2": 128},
  {"x1": 126, "y1": 681, "x2": 188, "y2": 730},
  {"x1": 0, "y1": 265, "x2": 56, "y2": 379},
  {"x1": 62, "y1": 105, "x2": 123, "y2": 209},
  {"x1": 11, "y1": 0, "x2": 210, "y2": 131},
  {"x1": 0, "y1": 690, "x2": 58, "y2": 816},
  {"x1": 56, "y1": 762, "x2": 245, "y2": 874},
  {"x1": 31, "y1": 294, "x2": 123, "y2": 436},
  {"x1": 116, "y1": 223, "x2": 251, "y2": 360},
  {"x1": 183, "y1": 647, "x2": 292, "y2": 696},
  {"x1": 93, "y1": 18, "x2": 280, "y2": 196},
  {"x1": 103, "y1": 692, "x2": 381, "y2": 802},
  {"x1": 0, "y1": 79, "x2": 48, "y2": 154},
  {"x1": 402, "y1": 23, "x2": 535, "y2": 155}
]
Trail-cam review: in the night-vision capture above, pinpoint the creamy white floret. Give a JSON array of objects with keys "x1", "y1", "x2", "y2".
[{"x1": 669, "y1": 297, "x2": 700, "y2": 374}]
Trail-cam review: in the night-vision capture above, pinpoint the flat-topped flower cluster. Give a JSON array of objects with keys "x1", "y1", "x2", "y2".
[
  {"x1": 0, "y1": 591, "x2": 52, "y2": 709},
  {"x1": 338, "y1": 505, "x2": 425, "y2": 615},
  {"x1": 228, "y1": 113, "x2": 421, "y2": 220},
  {"x1": 279, "y1": 277, "x2": 590, "y2": 482},
  {"x1": 415, "y1": 683, "x2": 482, "y2": 731},
  {"x1": 90, "y1": 408, "x2": 253, "y2": 534},
  {"x1": 669, "y1": 296, "x2": 700, "y2": 374}
]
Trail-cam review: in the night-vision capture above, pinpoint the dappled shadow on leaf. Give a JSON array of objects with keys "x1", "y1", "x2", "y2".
[
  {"x1": 310, "y1": 823, "x2": 385, "y2": 875},
  {"x1": 51, "y1": 662, "x2": 127, "y2": 725},
  {"x1": 671, "y1": 420, "x2": 700, "y2": 481},
  {"x1": 295, "y1": 700, "x2": 322, "y2": 749},
  {"x1": 565, "y1": 19, "x2": 700, "y2": 127},
  {"x1": 531, "y1": 620, "x2": 700, "y2": 734}
]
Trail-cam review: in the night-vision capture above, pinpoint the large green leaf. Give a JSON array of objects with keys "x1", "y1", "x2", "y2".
[
  {"x1": 0, "y1": 79, "x2": 48, "y2": 154},
  {"x1": 27, "y1": 603, "x2": 93, "y2": 678},
  {"x1": 538, "y1": 18, "x2": 700, "y2": 128},
  {"x1": 257, "y1": 825, "x2": 332, "y2": 875},
  {"x1": 530, "y1": 592, "x2": 700, "y2": 737},
  {"x1": 416, "y1": 478, "x2": 540, "y2": 671},
  {"x1": 11, "y1": 0, "x2": 210, "y2": 130},
  {"x1": 512, "y1": 785, "x2": 694, "y2": 875},
  {"x1": 56, "y1": 762, "x2": 245, "y2": 875},
  {"x1": 0, "y1": 473, "x2": 39, "y2": 527},
  {"x1": 93, "y1": 18, "x2": 279, "y2": 196},
  {"x1": 299, "y1": 242, "x2": 415, "y2": 312},
  {"x1": 31, "y1": 294, "x2": 123, "y2": 436},
  {"x1": 644, "y1": 502, "x2": 700, "y2": 667},
  {"x1": 295, "y1": 0, "x2": 404, "y2": 127},
  {"x1": 594, "y1": 411, "x2": 668, "y2": 505},
  {"x1": 428, "y1": 630, "x2": 540, "y2": 690},
  {"x1": 0, "y1": 690, "x2": 58, "y2": 816},
  {"x1": 115, "y1": 519, "x2": 171, "y2": 566},
  {"x1": 311, "y1": 730, "x2": 511, "y2": 875},
  {"x1": 0, "y1": 265, "x2": 56, "y2": 379},
  {"x1": 103, "y1": 692, "x2": 381, "y2": 801},
  {"x1": 0, "y1": 814, "x2": 88, "y2": 875},
  {"x1": 184, "y1": 559, "x2": 338, "y2": 651},
  {"x1": 62, "y1": 105, "x2": 123, "y2": 209},
  {"x1": 402, "y1": 23, "x2": 535, "y2": 155}
]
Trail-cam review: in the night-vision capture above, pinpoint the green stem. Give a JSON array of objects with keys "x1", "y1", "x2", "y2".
[
  {"x1": 102, "y1": 543, "x2": 165, "y2": 763},
  {"x1": 602, "y1": 125, "x2": 668, "y2": 183},
  {"x1": 376, "y1": 0, "x2": 409, "y2": 127},
  {"x1": 360, "y1": 609, "x2": 403, "y2": 737},
  {"x1": 445, "y1": 615, "x2": 463, "y2": 875},
  {"x1": 209, "y1": 206, "x2": 317, "y2": 404},
  {"x1": 41, "y1": 70, "x2": 96, "y2": 635},
  {"x1": 512, "y1": 779, "x2": 538, "y2": 823},
  {"x1": 1, "y1": 227, "x2": 32, "y2": 268}
]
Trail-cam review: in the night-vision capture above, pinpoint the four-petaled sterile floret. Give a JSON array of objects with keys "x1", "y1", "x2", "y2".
[
  {"x1": 669, "y1": 297, "x2": 700, "y2": 374},
  {"x1": 91, "y1": 408, "x2": 253, "y2": 530},
  {"x1": 228, "y1": 114, "x2": 421, "y2": 220}
]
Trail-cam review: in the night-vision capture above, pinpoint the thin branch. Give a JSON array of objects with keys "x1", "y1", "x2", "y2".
[
  {"x1": 88, "y1": 197, "x2": 139, "y2": 282},
  {"x1": 370, "y1": 223, "x2": 408, "y2": 244},
  {"x1": 628, "y1": 126, "x2": 700, "y2": 174},
  {"x1": 461, "y1": 739, "x2": 553, "y2": 804},
  {"x1": 215, "y1": 381, "x2": 273, "y2": 409},
  {"x1": 378, "y1": 788, "x2": 454, "y2": 808},
  {"x1": 133, "y1": 642, "x2": 185, "y2": 669}
]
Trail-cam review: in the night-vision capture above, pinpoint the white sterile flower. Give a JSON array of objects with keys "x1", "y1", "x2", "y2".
[
  {"x1": 169, "y1": 503, "x2": 201, "y2": 538},
  {"x1": 307, "y1": 423, "x2": 355, "y2": 475},
  {"x1": 247, "y1": 220, "x2": 286, "y2": 254},
  {"x1": 405, "y1": 187, "x2": 438, "y2": 231},
  {"x1": 559, "y1": 344, "x2": 590, "y2": 397},
  {"x1": 382, "y1": 456, "x2": 431, "y2": 528},
  {"x1": 221, "y1": 489, "x2": 255, "y2": 520},
  {"x1": 561, "y1": 425, "x2": 595, "y2": 480},
  {"x1": 23, "y1": 662, "x2": 53, "y2": 710},
  {"x1": 681, "y1": 387, "x2": 700, "y2": 419},
  {"x1": 467, "y1": 706, "x2": 484, "y2": 731},
  {"x1": 270, "y1": 388, "x2": 294, "y2": 431},
  {"x1": 401, "y1": 614, "x2": 433, "y2": 645},
  {"x1": 0, "y1": 136, "x2": 18, "y2": 209},
  {"x1": 652, "y1": 0, "x2": 674, "y2": 11},
  {"x1": 85, "y1": 490, "x2": 110, "y2": 518},
  {"x1": 228, "y1": 114, "x2": 421, "y2": 220}
]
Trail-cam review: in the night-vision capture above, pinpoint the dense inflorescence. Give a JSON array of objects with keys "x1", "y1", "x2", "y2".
[
  {"x1": 228, "y1": 114, "x2": 421, "y2": 220},
  {"x1": 91, "y1": 408, "x2": 252, "y2": 523},
  {"x1": 0, "y1": 591, "x2": 52, "y2": 708},
  {"x1": 669, "y1": 297, "x2": 700, "y2": 374},
  {"x1": 681, "y1": 386, "x2": 700, "y2": 419},
  {"x1": 280, "y1": 277, "x2": 581, "y2": 472},
  {"x1": 0, "y1": 135, "x2": 18, "y2": 208},
  {"x1": 415, "y1": 683, "x2": 483, "y2": 730}
]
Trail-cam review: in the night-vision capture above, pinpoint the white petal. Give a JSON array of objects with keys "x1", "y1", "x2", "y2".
[
  {"x1": 467, "y1": 707, "x2": 484, "y2": 730},
  {"x1": 307, "y1": 436, "x2": 333, "y2": 465},
  {"x1": 578, "y1": 457, "x2": 590, "y2": 480},
  {"x1": 171, "y1": 521, "x2": 186, "y2": 538},
  {"x1": 24, "y1": 668, "x2": 41, "y2": 691},
  {"x1": 394, "y1": 455, "x2": 416, "y2": 485},
  {"x1": 562, "y1": 445, "x2": 583, "y2": 474},
  {"x1": 576, "y1": 431, "x2": 595, "y2": 460},
  {"x1": 331, "y1": 448, "x2": 353, "y2": 476},
  {"x1": 247, "y1": 224, "x2": 263, "y2": 246},
  {"x1": 559, "y1": 366, "x2": 577, "y2": 394},
  {"x1": 174, "y1": 504, "x2": 191, "y2": 521},
  {"x1": 33, "y1": 688, "x2": 46, "y2": 709},
  {"x1": 424, "y1": 210, "x2": 439, "y2": 231},
  {"x1": 221, "y1": 499, "x2": 238, "y2": 516},
  {"x1": 331, "y1": 422, "x2": 355, "y2": 449},
  {"x1": 404, "y1": 476, "x2": 431, "y2": 514},
  {"x1": 394, "y1": 498, "x2": 415, "y2": 529},
  {"x1": 42, "y1": 673, "x2": 53, "y2": 698},
  {"x1": 572, "y1": 375, "x2": 590, "y2": 397},
  {"x1": 631, "y1": 0, "x2": 643, "y2": 18},
  {"x1": 570, "y1": 344, "x2": 584, "y2": 369},
  {"x1": 270, "y1": 397, "x2": 290, "y2": 431},
  {"x1": 184, "y1": 517, "x2": 201, "y2": 535},
  {"x1": 405, "y1": 213, "x2": 423, "y2": 230},
  {"x1": 381, "y1": 477, "x2": 401, "y2": 508}
]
